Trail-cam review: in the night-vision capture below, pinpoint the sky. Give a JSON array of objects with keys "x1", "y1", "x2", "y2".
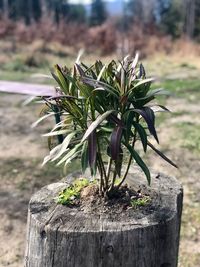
[{"x1": 68, "y1": 0, "x2": 115, "y2": 4}]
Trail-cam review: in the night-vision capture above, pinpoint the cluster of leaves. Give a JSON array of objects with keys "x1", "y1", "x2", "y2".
[
  {"x1": 38, "y1": 53, "x2": 177, "y2": 197},
  {"x1": 57, "y1": 178, "x2": 89, "y2": 205}
]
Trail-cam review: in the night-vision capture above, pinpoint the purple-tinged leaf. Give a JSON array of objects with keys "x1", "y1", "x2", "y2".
[
  {"x1": 139, "y1": 63, "x2": 146, "y2": 78},
  {"x1": 88, "y1": 131, "x2": 97, "y2": 168},
  {"x1": 148, "y1": 104, "x2": 170, "y2": 113},
  {"x1": 47, "y1": 95, "x2": 77, "y2": 101},
  {"x1": 147, "y1": 141, "x2": 178, "y2": 168},
  {"x1": 110, "y1": 125, "x2": 123, "y2": 160},
  {"x1": 133, "y1": 107, "x2": 159, "y2": 143},
  {"x1": 75, "y1": 63, "x2": 85, "y2": 77},
  {"x1": 108, "y1": 114, "x2": 123, "y2": 126}
]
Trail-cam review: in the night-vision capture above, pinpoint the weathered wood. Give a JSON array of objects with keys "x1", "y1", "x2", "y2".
[{"x1": 25, "y1": 169, "x2": 183, "y2": 267}]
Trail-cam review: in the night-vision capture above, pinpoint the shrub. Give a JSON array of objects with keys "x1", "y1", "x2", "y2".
[{"x1": 38, "y1": 53, "x2": 177, "y2": 197}]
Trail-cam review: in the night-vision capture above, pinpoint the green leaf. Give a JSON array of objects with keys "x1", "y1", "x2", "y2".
[
  {"x1": 124, "y1": 142, "x2": 151, "y2": 185},
  {"x1": 133, "y1": 78, "x2": 154, "y2": 90},
  {"x1": 124, "y1": 110, "x2": 134, "y2": 142},
  {"x1": 43, "y1": 129, "x2": 72, "y2": 137},
  {"x1": 82, "y1": 77, "x2": 120, "y2": 98},
  {"x1": 133, "y1": 107, "x2": 159, "y2": 143},
  {"x1": 81, "y1": 110, "x2": 116, "y2": 143},
  {"x1": 31, "y1": 112, "x2": 54, "y2": 128},
  {"x1": 131, "y1": 52, "x2": 139, "y2": 70},
  {"x1": 42, "y1": 143, "x2": 62, "y2": 165},
  {"x1": 57, "y1": 143, "x2": 82, "y2": 166},
  {"x1": 52, "y1": 132, "x2": 79, "y2": 161},
  {"x1": 132, "y1": 122, "x2": 148, "y2": 152},
  {"x1": 54, "y1": 64, "x2": 69, "y2": 94},
  {"x1": 64, "y1": 150, "x2": 82, "y2": 167},
  {"x1": 136, "y1": 88, "x2": 171, "y2": 101},
  {"x1": 97, "y1": 64, "x2": 106, "y2": 81},
  {"x1": 147, "y1": 141, "x2": 178, "y2": 168}
]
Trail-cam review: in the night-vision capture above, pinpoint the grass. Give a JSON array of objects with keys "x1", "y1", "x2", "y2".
[
  {"x1": 175, "y1": 122, "x2": 200, "y2": 154},
  {"x1": 179, "y1": 253, "x2": 200, "y2": 267},
  {"x1": 181, "y1": 203, "x2": 200, "y2": 240},
  {"x1": 0, "y1": 157, "x2": 62, "y2": 190},
  {"x1": 154, "y1": 78, "x2": 200, "y2": 102}
]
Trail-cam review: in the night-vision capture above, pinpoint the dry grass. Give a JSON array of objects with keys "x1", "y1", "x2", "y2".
[{"x1": 0, "y1": 18, "x2": 200, "y2": 58}]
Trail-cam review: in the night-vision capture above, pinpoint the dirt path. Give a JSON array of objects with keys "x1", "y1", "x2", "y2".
[
  {"x1": 0, "y1": 92, "x2": 200, "y2": 267},
  {"x1": 0, "y1": 80, "x2": 55, "y2": 96}
]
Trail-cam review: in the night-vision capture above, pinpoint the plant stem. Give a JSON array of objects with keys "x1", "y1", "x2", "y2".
[
  {"x1": 116, "y1": 154, "x2": 132, "y2": 189},
  {"x1": 106, "y1": 158, "x2": 112, "y2": 187},
  {"x1": 108, "y1": 169, "x2": 117, "y2": 193},
  {"x1": 97, "y1": 156, "x2": 104, "y2": 196}
]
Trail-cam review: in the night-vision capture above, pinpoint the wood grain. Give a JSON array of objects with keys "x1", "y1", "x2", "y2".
[{"x1": 25, "y1": 169, "x2": 183, "y2": 267}]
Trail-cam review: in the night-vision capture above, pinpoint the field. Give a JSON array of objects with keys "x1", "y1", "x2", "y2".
[{"x1": 0, "y1": 42, "x2": 200, "y2": 266}]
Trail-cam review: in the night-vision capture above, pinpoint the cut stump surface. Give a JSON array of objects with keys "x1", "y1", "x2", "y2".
[{"x1": 25, "y1": 169, "x2": 183, "y2": 267}]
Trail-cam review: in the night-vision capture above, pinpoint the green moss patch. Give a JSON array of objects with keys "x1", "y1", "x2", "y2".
[
  {"x1": 57, "y1": 178, "x2": 90, "y2": 205},
  {"x1": 130, "y1": 195, "x2": 151, "y2": 209}
]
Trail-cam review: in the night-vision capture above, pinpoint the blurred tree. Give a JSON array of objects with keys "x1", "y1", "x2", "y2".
[
  {"x1": 194, "y1": 0, "x2": 200, "y2": 37},
  {"x1": 7, "y1": 0, "x2": 41, "y2": 24},
  {"x1": 158, "y1": 0, "x2": 184, "y2": 37},
  {"x1": 32, "y1": 0, "x2": 42, "y2": 21},
  {"x1": 41, "y1": 0, "x2": 47, "y2": 17},
  {"x1": 68, "y1": 4, "x2": 86, "y2": 23},
  {"x1": 47, "y1": 0, "x2": 69, "y2": 24},
  {"x1": 126, "y1": 0, "x2": 157, "y2": 26},
  {"x1": 90, "y1": 0, "x2": 107, "y2": 26},
  {"x1": 0, "y1": 0, "x2": 9, "y2": 18},
  {"x1": 155, "y1": 0, "x2": 171, "y2": 21},
  {"x1": 183, "y1": 0, "x2": 200, "y2": 38}
]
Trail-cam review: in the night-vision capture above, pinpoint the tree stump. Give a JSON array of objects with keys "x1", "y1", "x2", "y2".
[{"x1": 25, "y1": 169, "x2": 183, "y2": 267}]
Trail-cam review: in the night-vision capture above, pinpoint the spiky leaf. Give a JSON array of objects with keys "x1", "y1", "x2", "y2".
[
  {"x1": 124, "y1": 142, "x2": 151, "y2": 185},
  {"x1": 133, "y1": 107, "x2": 159, "y2": 143},
  {"x1": 147, "y1": 141, "x2": 178, "y2": 168},
  {"x1": 81, "y1": 110, "x2": 116, "y2": 143}
]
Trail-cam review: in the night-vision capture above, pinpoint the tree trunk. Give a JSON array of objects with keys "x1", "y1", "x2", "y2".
[
  {"x1": 3, "y1": 0, "x2": 9, "y2": 18},
  {"x1": 185, "y1": 0, "x2": 196, "y2": 38},
  {"x1": 41, "y1": 0, "x2": 47, "y2": 18},
  {"x1": 24, "y1": 169, "x2": 183, "y2": 267}
]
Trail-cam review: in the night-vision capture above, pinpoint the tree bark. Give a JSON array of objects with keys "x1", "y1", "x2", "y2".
[
  {"x1": 185, "y1": 0, "x2": 196, "y2": 38},
  {"x1": 41, "y1": 0, "x2": 47, "y2": 18},
  {"x1": 25, "y1": 169, "x2": 183, "y2": 267},
  {"x1": 3, "y1": 0, "x2": 9, "y2": 18}
]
